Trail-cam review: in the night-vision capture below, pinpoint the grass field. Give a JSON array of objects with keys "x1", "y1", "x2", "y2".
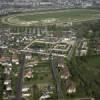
[
  {"x1": 1, "y1": 9, "x2": 100, "y2": 26},
  {"x1": 69, "y1": 55, "x2": 100, "y2": 98}
]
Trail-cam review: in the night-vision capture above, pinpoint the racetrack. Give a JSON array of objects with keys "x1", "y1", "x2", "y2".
[{"x1": 1, "y1": 9, "x2": 100, "y2": 26}]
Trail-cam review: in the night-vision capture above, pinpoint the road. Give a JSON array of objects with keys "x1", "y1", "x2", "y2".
[
  {"x1": 21, "y1": 49, "x2": 68, "y2": 58},
  {"x1": 50, "y1": 55, "x2": 64, "y2": 100},
  {"x1": 12, "y1": 53, "x2": 25, "y2": 100},
  {"x1": 24, "y1": 40, "x2": 36, "y2": 49}
]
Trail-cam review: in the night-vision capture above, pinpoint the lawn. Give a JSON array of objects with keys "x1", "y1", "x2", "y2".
[
  {"x1": 2, "y1": 9, "x2": 100, "y2": 26},
  {"x1": 16, "y1": 9, "x2": 100, "y2": 21},
  {"x1": 25, "y1": 61, "x2": 53, "y2": 84}
]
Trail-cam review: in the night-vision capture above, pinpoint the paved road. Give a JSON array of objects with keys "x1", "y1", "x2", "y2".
[
  {"x1": 24, "y1": 40, "x2": 36, "y2": 49},
  {"x1": 13, "y1": 53, "x2": 25, "y2": 100},
  {"x1": 21, "y1": 49, "x2": 68, "y2": 58},
  {"x1": 50, "y1": 56, "x2": 64, "y2": 100}
]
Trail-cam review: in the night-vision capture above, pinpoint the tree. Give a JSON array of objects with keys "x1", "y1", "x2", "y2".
[{"x1": 32, "y1": 84, "x2": 40, "y2": 100}]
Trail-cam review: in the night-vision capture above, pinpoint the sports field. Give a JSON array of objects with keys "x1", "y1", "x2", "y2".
[{"x1": 2, "y1": 9, "x2": 100, "y2": 26}]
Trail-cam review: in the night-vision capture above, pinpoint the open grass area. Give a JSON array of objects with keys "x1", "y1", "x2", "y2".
[
  {"x1": 16, "y1": 9, "x2": 100, "y2": 21},
  {"x1": 25, "y1": 61, "x2": 53, "y2": 85},
  {"x1": 1, "y1": 9, "x2": 100, "y2": 26},
  {"x1": 68, "y1": 55, "x2": 100, "y2": 99}
]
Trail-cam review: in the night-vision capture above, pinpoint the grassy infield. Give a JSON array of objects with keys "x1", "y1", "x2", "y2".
[
  {"x1": 16, "y1": 9, "x2": 100, "y2": 21},
  {"x1": 1, "y1": 9, "x2": 100, "y2": 26}
]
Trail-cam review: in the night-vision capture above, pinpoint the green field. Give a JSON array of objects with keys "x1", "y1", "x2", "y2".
[
  {"x1": 2, "y1": 9, "x2": 100, "y2": 26},
  {"x1": 69, "y1": 55, "x2": 100, "y2": 99}
]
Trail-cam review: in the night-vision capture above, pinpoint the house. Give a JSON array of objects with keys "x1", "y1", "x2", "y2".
[
  {"x1": 27, "y1": 60, "x2": 39, "y2": 67},
  {"x1": 22, "y1": 93, "x2": 31, "y2": 97},
  {"x1": 58, "y1": 57, "x2": 65, "y2": 68},
  {"x1": 39, "y1": 94, "x2": 50, "y2": 100},
  {"x1": 6, "y1": 86, "x2": 12, "y2": 91},
  {"x1": 58, "y1": 64, "x2": 64, "y2": 68},
  {"x1": 25, "y1": 54, "x2": 32, "y2": 60},
  {"x1": 65, "y1": 80, "x2": 76, "y2": 94},
  {"x1": 22, "y1": 87, "x2": 31, "y2": 97},
  {"x1": 4, "y1": 67, "x2": 11, "y2": 75},
  {"x1": 22, "y1": 87, "x2": 30, "y2": 97},
  {"x1": 0, "y1": 56, "x2": 10, "y2": 63},
  {"x1": 4, "y1": 80, "x2": 11, "y2": 85},
  {"x1": 12, "y1": 56, "x2": 19, "y2": 65},
  {"x1": 41, "y1": 57, "x2": 49, "y2": 61},
  {"x1": 80, "y1": 49, "x2": 87, "y2": 56},
  {"x1": 60, "y1": 67, "x2": 70, "y2": 79},
  {"x1": 22, "y1": 88, "x2": 30, "y2": 93},
  {"x1": 24, "y1": 69, "x2": 33, "y2": 79}
]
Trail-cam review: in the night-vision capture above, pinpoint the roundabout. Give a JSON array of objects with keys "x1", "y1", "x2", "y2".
[{"x1": 1, "y1": 9, "x2": 100, "y2": 27}]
